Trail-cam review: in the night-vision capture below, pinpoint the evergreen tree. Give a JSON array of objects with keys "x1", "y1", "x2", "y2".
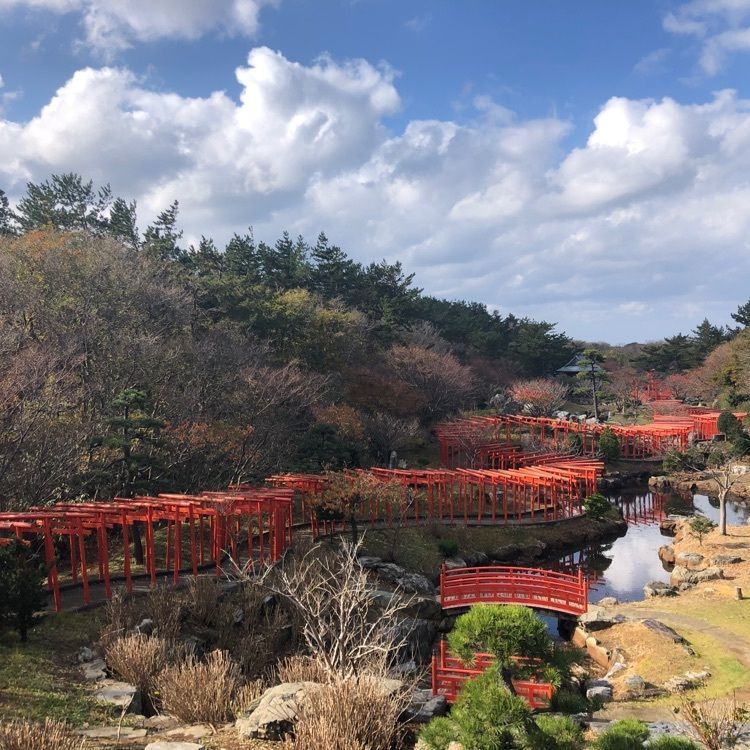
[
  {"x1": 16, "y1": 173, "x2": 112, "y2": 233},
  {"x1": 310, "y1": 232, "x2": 361, "y2": 299},
  {"x1": 224, "y1": 230, "x2": 259, "y2": 278},
  {"x1": 0, "y1": 539, "x2": 47, "y2": 642},
  {"x1": 108, "y1": 197, "x2": 139, "y2": 248},
  {"x1": 576, "y1": 348, "x2": 608, "y2": 419},
  {"x1": 732, "y1": 300, "x2": 750, "y2": 328},
  {"x1": 143, "y1": 200, "x2": 183, "y2": 261},
  {"x1": 258, "y1": 231, "x2": 311, "y2": 289},
  {"x1": 636, "y1": 333, "x2": 697, "y2": 373},
  {"x1": 692, "y1": 318, "x2": 728, "y2": 359},
  {"x1": 188, "y1": 236, "x2": 223, "y2": 276},
  {"x1": 0, "y1": 188, "x2": 17, "y2": 235}
]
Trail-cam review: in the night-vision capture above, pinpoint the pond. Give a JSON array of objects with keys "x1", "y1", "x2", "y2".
[{"x1": 561, "y1": 489, "x2": 750, "y2": 604}]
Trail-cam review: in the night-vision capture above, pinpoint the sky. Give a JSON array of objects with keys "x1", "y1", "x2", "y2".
[{"x1": 1, "y1": 2, "x2": 750, "y2": 343}]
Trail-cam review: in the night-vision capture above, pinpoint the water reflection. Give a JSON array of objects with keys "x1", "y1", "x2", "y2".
[{"x1": 553, "y1": 489, "x2": 750, "y2": 604}]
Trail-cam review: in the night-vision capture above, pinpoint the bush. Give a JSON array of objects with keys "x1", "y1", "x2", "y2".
[
  {"x1": 532, "y1": 714, "x2": 585, "y2": 750},
  {"x1": 451, "y1": 668, "x2": 531, "y2": 750},
  {"x1": 100, "y1": 589, "x2": 143, "y2": 645},
  {"x1": 549, "y1": 688, "x2": 590, "y2": 714},
  {"x1": 289, "y1": 675, "x2": 405, "y2": 750},
  {"x1": 143, "y1": 584, "x2": 182, "y2": 640},
  {"x1": 185, "y1": 576, "x2": 221, "y2": 627},
  {"x1": 595, "y1": 719, "x2": 650, "y2": 750},
  {"x1": 0, "y1": 719, "x2": 82, "y2": 750},
  {"x1": 104, "y1": 634, "x2": 173, "y2": 711},
  {"x1": 276, "y1": 654, "x2": 331, "y2": 684},
  {"x1": 448, "y1": 604, "x2": 553, "y2": 669},
  {"x1": 647, "y1": 736, "x2": 700, "y2": 750},
  {"x1": 717, "y1": 411, "x2": 743, "y2": 440},
  {"x1": 688, "y1": 515, "x2": 715, "y2": 546},
  {"x1": 0, "y1": 540, "x2": 48, "y2": 642},
  {"x1": 598, "y1": 428, "x2": 621, "y2": 461},
  {"x1": 437, "y1": 539, "x2": 460, "y2": 558},
  {"x1": 419, "y1": 715, "x2": 460, "y2": 750},
  {"x1": 568, "y1": 433, "x2": 583, "y2": 454},
  {"x1": 155, "y1": 650, "x2": 242, "y2": 724},
  {"x1": 584, "y1": 493, "x2": 612, "y2": 520}
]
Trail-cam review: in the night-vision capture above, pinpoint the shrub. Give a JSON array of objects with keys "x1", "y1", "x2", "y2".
[
  {"x1": 185, "y1": 575, "x2": 221, "y2": 627},
  {"x1": 448, "y1": 604, "x2": 553, "y2": 670},
  {"x1": 532, "y1": 714, "x2": 585, "y2": 750},
  {"x1": 277, "y1": 654, "x2": 331, "y2": 684},
  {"x1": 0, "y1": 719, "x2": 83, "y2": 750},
  {"x1": 104, "y1": 634, "x2": 172, "y2": 710},
  {"x1": 680, "y1": 691, "x2": 750, "y2": 750},
  {"x1": 584, "y1": 493, "x2": 612, "y2": 520},
  {"x1": 549, "y1": 688, "x2": 590, "y2": 714},
  {"x1": 143, "y1": 584, "x2": 182, "y2": 640},
  {"x1": 647, "y1": 736, "x2": 700, "y2": 750},
  {"x1": 594, "y1": 719, "x2": 649, "y2": 750},
  {"x1": 419, "y1": 715, "x2": 460, "y2": 750},
  {"x1": 289, "y1": 675, "x2": 406, "y2": 750},
  {"x1": 688, "y1": 515, "x2": 715, "y2": 546},
  {"x1": 717, "y1": 411, "x2": 742, "y2": 440},
  {"x1": 0, "y1": 540, "x2": 48, "y2": 642},
  {"x1": 437, "y1": 539, "x2": 460, "y2": 558},
  {"x1": 598, "y1": 428, "x2": 621, "y2": 461},
  {"x1": 100, "y1": 589, "x2": 142, "y2": 645},
  {"x1": 155, "y1": 650, "x2": 242, "y2": 724},
  {"x1": 451, "y1": 668, "x2": 531, "y2": 750}
]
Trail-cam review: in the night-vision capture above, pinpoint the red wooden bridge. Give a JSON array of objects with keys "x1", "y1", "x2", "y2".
[
  {"x1": 431, "y1": 639, "x2": 554, "y2": 708},
  {"x1": 439, "y1": 564, "x2": 589, "y2": 617}
]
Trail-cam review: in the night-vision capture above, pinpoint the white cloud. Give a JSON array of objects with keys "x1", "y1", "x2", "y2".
[
  {"x1": 2, "y1": 48, "x2": 750, "y2": 340},
  {"x1": 0, "y1": 0, "x2": 278, "y2": 55},
  {"x1": 665, "y1": 0, "x2": 750, "y2": 74}
]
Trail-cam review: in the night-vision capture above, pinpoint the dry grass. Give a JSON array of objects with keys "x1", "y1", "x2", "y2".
[
  {"x1": 0, "y1": 719, "x2": 84, "y2": 750},
  {"x1": 276, "y1": 654, "x2": 331, "y2": 684},
  {"x1": 104, "y1": 634, "x2": 173, "y2": 700},
  {"x1": 283, "y1": 675, "x2": 406, "y2": 750},
  {"x1": 185, "y1": 575, "x2": 222, "y2": 626},
  {"x1": 231, "y1": 679, "x2": 267, "y2": 717},
  {"x1": 155, "y1": 650, "x2": 242, "y2": 724},
  {"x1": 143, "y1": 584, "x2": 182, "y2": 640},
  {"x1": 100, "y1": 589, "x2": 142, "y2": 645}
]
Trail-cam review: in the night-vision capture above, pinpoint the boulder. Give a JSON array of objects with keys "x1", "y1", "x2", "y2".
[
  {"x1": 676, "y1": 552, "x2": 705, "y2": 570},
  {"x1": 586, "y1": 682, "x2": 613, "y2": 702},
  {"x1": 358, "y1": 556, "x2": 383, "y2": 569},
  {"x1": 79, "y1": 727, "x2": 148, "y2": 740},
  {"x1": 77, "y1": 646, "x2": 95, "y2": 663},
  {"x1": 660, "y1": 516, "x2": 688, "y2": 537},
  {"x1": 462, "y1": 551, "x2": 490, "y2": 567},
  {"x1": 95, "y1": 680, "x2": 141, "y2": 714},
  {"x1": 649, "y1": 476, "x2": 672, "y2": 490},
  {"x1": 81, "y1": 658, "x2": 107, "y2": 681},
  {"x1": 644, "y1": 580, "x2": 677, "y2": 598},
  {"x1": 605, "y1": 662, "x2": 627, "y2": 679},
  {"x1": 658, "y1": 545, "x2": 676, "y2": 566},
  {"x1": 490, "y1": 544, "x2": 522, "y2": 562},
  {"x1": 713, "y1": 554, "x2": 743, "y2": 565},
  {"x1": 671, "y1": 565, "x2": 724, "y2": 585},
  {"x1": 664, "y1": 671, "x2": 709, "y2": 693},
  {"x1": 596, "y1": 597, "x2": 619, "y2": 607},
  {"x1": 624, "y1": 675, "x2": 646, "y2": 693},
  {"x1": 578, "y1": 609, "x2": 625, "y2": 631},
  {"x1": 404, "y1": 688, "x2": 449, "y2": 723},
  {"x1": 236, "y1": 682, "x2": 316, "y2": 740},
  {"x1": 373, "y1": 562, "x2": 437, "y2": 594},
  {"x1": 395, "y1": 618, "x2": 439, "y2": 663},
  {"x1": 135, "y1": 618, "x2": 154, "y2": 636},
  {"x1": 443, "y1": 557, "x2": 467, "y2": 571}
]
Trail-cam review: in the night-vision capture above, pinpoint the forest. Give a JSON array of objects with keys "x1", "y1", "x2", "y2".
[{"x1": 0, "y1": 174, "x2": 576, "y2": 509}]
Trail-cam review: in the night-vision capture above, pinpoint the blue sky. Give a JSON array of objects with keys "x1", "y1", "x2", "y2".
[{"x1": 1, "y1": 0, "x2": 750, "y2": 343}]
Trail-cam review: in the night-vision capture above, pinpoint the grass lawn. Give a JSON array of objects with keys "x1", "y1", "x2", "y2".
[{"x1": 0, "y1": 611, "x2": 112, "y2": 725}]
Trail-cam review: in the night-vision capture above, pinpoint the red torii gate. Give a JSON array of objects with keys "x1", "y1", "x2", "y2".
[{"x1": 0, "y1": 487, "x2": 294, "y2": 612}]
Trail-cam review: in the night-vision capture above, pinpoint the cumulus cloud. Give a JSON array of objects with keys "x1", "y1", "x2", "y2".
[
  {"x1": 664, "y1": 0, "x2": 750, "y2": 74},
  {"x1": 1, "y1": 47, "x2": 750, "y2": 340},
  {"x1": 0, "y1": 0, "x2": 278, "y2": 55}
]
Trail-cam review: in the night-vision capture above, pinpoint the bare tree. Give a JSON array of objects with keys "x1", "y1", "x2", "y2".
[
  {"x1": 253, "y1": 539, "x2": 414, "y2": 679},
  {"x1": 362, "y1": 411, "x2": 420, "y2": 465}
]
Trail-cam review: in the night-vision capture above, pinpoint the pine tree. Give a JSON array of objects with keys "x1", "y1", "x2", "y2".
[
  {"x1": 310, "y1": 232, "x2": 361, "y2": 299},
  {"x1": 258, "y1": 231, "x2": 311, "y2": 289},
  {"x1": 0, "y1": 188, "x2": 17, "y2": 235},
  {"x1": 576, "y1": 348, "x2": 608, "y2": 419},
  {"x1": 224, "y1": 230, "x2": 259, "y2": 278},
  {"x1": 143, "y1": 200, "x2": 183, "y2": 261},
  {"x1": 692, "y1": 318, "x2": 728, "y2": 359},
  {"x1": 16, "y1": 173, "x2": 112, "y2": 233},
  {"x1": 108, "y1": 197, "x2": 139, "y2": 248},
  {"x1": 732, "y1": 300, "x2": 750, "y2": 328}
]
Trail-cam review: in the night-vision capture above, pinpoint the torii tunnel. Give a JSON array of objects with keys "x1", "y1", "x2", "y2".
[{"x1": 0, "y1": 488, "x2": 294, "y2": 612}]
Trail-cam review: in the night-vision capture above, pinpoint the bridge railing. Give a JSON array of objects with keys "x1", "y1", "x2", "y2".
[
  {"x1": 431, "y1": 639, "x2": 554, "y2": 708},
  {"x1": 440, "y1": 564, "x2": 588, "y2": 617}
]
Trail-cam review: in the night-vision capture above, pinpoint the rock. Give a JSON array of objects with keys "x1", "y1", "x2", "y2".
[
  {"x1": 605, "y1": 662, "x2": 627, "y2": 679},
  {"x1": 81, "y1": 658, "x2": 107, "y2": 681},
  {"x1": 660, "y1": 516, "x2": 688, "y2": 537},
  {"x1": 394, "y1": 618, "x2": 439, "y2": 663},
  {"x1": 94, "y1": 680, "x2": 141, "y2": 714},
  {"x1": 357, "y1": 556, "x2": 383, "y2": 569},
  {"x1": 165, "y1": 725, "x2": 212, "y2": 740},
  {"x1": 658, "y1": 545, "x2": 676, "y2": 565},
  {"x1": 77, "y1": 646, "x2": 95, "y2": 663},
  {"x1": 641, "y1": 619, "x2": 687, "y2": 644},
  {"x1": 692, "y1": 566, "x2": 724, "y2": 583},
  {"x1": 649, "y1": 476, "x2": 672, "y2": 490},
  {"x1": 490, "y1": 544, "x2": 522, "y2": 562},
  {"x1": 713, "y1": 554, "x2": 743, "y2": 565},
  {"x1": 644, "y1": 580, "x2": 677, "y2": 598},
  {"x1": 670, "y1": 564, "x2": 722, "y2": 585},
  {"x1": 236, "y1": 682, "x2": 316, "y2": 740},
  {"x1": 79, "y1": 727, "x2": 148, "y2": 740},
  {"x1": 676, "y1": 552, "x2": 705, "y2": 569},
  {"x1": 145, "y1": 744, "x2": 206, "y2": 750},
  {"x1": 597, "y1": 597, "x2": 619, "y2": 607},
  {"x1": 373, "y1": 563, "x2": 437, "y2": 594},
  {"x1": 664, "y1": 672, "x2": 707, "y2": 693},
  {"x1": 404, "y1": 688, "x2": 449, "y2": 723},
  {"x1": 443, "y1": 557, "x2": 467, "y2": 570},
  {"x1": 586, "y1": 685, "x2": 613, "y2": 701},
  {"x1": 135, "y1": 618, "x2": 154, "y2": 636},
  {"x1": 579, "y1": 609, "x2": 625, "y2": 631},
  {"x1": 624, "y1": 675, "x2": 646, "y2": 693},
  {"x1": 144, "y1": 715, "x2": 180, "y2": 730},
  {"x1": 462, "y1": 551, "x2": 490, "y2": 566}
]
